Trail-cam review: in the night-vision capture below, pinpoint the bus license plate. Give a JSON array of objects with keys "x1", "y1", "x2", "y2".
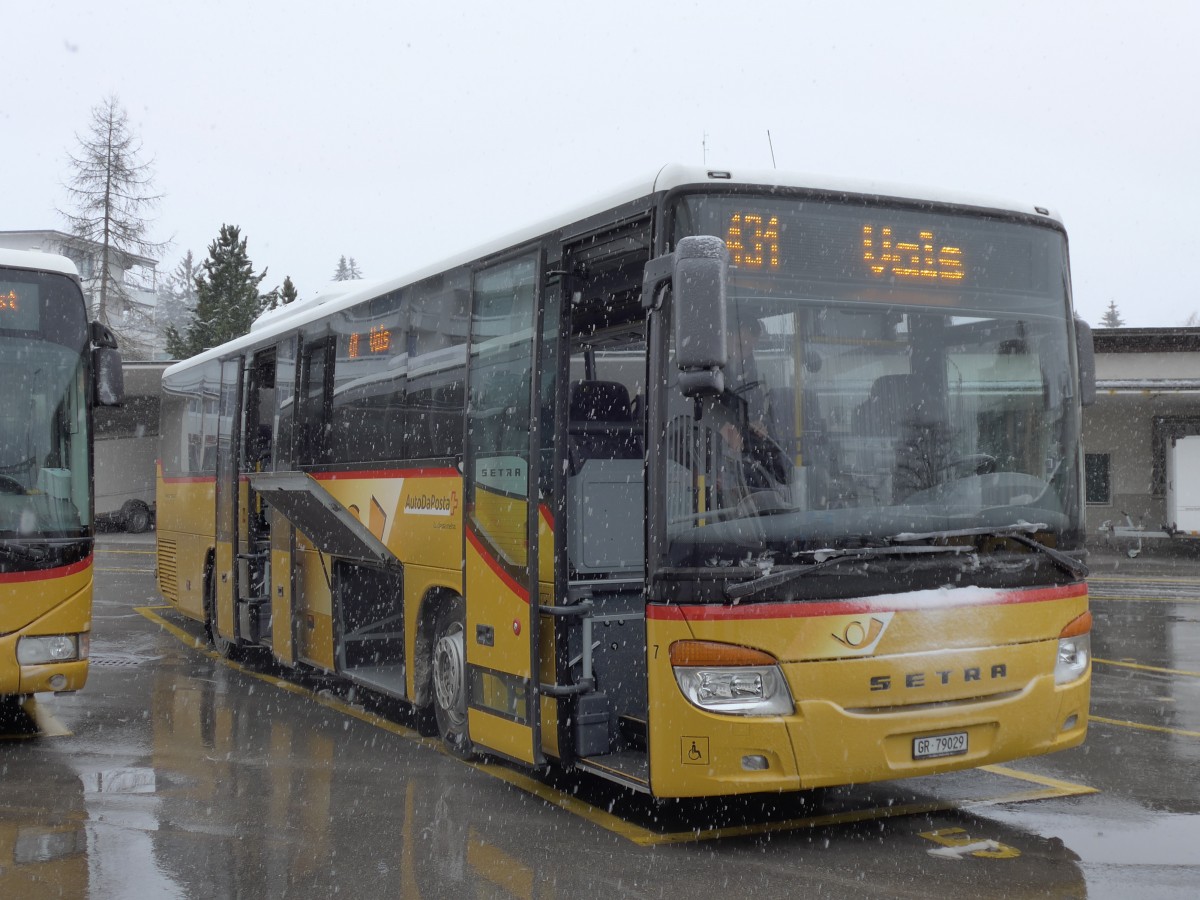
[{"x1": 913, "y1": 732, "x2": 968, "y2": 760}]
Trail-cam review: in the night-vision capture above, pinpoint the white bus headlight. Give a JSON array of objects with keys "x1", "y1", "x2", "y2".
[
  {"x1": 671, "y1": 641, "x2": 794, "y2": 716},
  {"x1": 17, "y1": 635, "x2": 82, "y2": 665},
  {"x1": 1055, "y1": 612, "x2": 1092, "y2": 685}
]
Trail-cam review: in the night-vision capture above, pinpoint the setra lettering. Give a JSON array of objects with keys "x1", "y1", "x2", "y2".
[{"x1": 869, "y1": 663, "x2": 1008, "y2": 692}]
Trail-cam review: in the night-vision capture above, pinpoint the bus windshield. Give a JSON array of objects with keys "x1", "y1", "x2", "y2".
[
  {"x1": 0, "y1": 271, "x2": 91, "y2": 543},
  {"x1": 664, "y1": 194, "x2": 1082, "y2": 574}
]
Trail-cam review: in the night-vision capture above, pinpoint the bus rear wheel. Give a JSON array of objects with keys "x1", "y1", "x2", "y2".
[{"x1": 431, "y1": 596, "x2": 471, "y2": 758}]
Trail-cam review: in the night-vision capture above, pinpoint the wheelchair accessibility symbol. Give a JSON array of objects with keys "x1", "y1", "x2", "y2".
[{"x1": 681, "y1": 736, "x2": 710, "y2": 765}]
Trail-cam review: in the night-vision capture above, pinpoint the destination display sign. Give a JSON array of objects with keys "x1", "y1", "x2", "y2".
[
  {"x1": 0, "y1": 280, "x2": 40, "y2": 330},
  {"x1": 677, "y1": 195, "x2": 1061, "y2": 300}
]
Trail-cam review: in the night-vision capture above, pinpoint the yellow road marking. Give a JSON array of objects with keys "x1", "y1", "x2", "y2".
[
  {"x1": 137, "y1": 604, "x2": 1099, "y2": 846},
  {"x1": 0, "y1": 698, "x2": 73, "y2": 740},
  {"x1": 1090, "y1": 715, "x2": 1200, "y2": 739},
  {"x1": 1088, "y1": 574, "x2": 1200, "y2": 583},
  {"x1": 27, "y1": 699, "x2": 73, "y2": 737},
  {"x1": 1094, "y1": 657, "x2": 1200, "y2": 678}
]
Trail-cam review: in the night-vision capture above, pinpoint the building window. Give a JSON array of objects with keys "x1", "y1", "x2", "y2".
[{"x1": 1085, "y1": 453, "x2": 1111, "y2": 505}]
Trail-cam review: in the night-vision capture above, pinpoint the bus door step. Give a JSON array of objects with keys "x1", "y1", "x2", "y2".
[
  {"x1": 237, "y1": 596, "x2": 270, "y2": 644},
  {"x1": 574, "y1": 750, "x2": 650, "y2": 792}
]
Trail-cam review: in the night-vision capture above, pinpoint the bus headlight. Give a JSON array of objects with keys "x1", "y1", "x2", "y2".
[
  {"x1": 671, "y1": 641, "x2": 794, "y2": 716},
  {"x1": 1055, "y1": 612, "x2": 1092, "y2": 685},
  {"x1": 17, "y1": 635, "x2": 82, "y2": 665}
]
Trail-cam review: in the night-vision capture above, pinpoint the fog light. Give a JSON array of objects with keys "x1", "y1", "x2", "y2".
[
  {"x1": 742, "y1": 755, "x2": 770, "y2": 771},
  {"x1": 17, "y1": 635, "x2": 80, "y2": 665},
  {"x1": 1062, "y1": 714, "x2": 1078, "y2": 731},
  {"x1": 49, "y1": 674, "x2": 68, "y2": 691}
]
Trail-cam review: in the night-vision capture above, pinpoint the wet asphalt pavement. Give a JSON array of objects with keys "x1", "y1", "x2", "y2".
[{"x1": 2, "y1": 534, "x2": 1198, "y2": 898}]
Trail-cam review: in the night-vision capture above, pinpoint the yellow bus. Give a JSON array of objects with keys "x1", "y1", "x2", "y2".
[
  {"x1": 1, "y1": 249, "x2": 124, "y2": 705},
  {"x1": 156, "y1": 166, "x2": 1095, "y2": 798}
]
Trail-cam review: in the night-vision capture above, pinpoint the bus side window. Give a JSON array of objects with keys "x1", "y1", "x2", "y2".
[{"x1": 298, "y1": 339, "x2": 334, "y2": 467}]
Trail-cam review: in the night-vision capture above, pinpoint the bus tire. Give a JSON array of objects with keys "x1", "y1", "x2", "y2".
[
  {"x1": 431, "y1": 595, "x2": 472, "y2": 758},
  {"x1": 204, "y1": 568, "x2": 239, "y2": 660},
  {"x1": 122, "y1": 500, "x2": 153, "y2": 534}
]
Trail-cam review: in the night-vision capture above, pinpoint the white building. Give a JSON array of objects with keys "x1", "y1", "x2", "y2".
[
  {"x1": 1084, "y1": 328, "x2": 1200, "y2": 540},
  {"x1": 0, "y1": 229, "x2": 160, "y2": 358}
]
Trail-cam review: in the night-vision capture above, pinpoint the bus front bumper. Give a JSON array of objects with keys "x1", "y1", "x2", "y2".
[{"x1": 647, "y1": 669, "x2": 1090, "y2": 798}]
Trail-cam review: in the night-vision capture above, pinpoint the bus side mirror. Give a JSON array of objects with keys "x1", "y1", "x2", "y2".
[
  {"x1": 91, "y1": 321, "x2": 125, "y2": 407},
  {"x1": 672, "y1": 236, "x2": 729, "y2": 397},
  {"x1": 1074, "y1": 317, "x2": 1096, "y2": 407}
]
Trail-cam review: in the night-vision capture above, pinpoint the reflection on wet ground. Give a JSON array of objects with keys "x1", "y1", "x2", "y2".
[{"x1": 1, "y1": 538, "x2": 1198, "y2": 897}]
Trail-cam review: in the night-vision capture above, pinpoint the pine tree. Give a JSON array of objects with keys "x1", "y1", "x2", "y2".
[
  {"x1": 332, "y1": 256, "x2": 362, "y2": 281},
  {"x1": 260, "y1": 275, "x2": 299, "y2": 313},
  {"x1": 156, "y1": 250, "x2": 201, "y2": 343},
  {"x1": 1100, "y1": 300, "x2": 1125, "y2": 328},
  {"x1": 165, "y1": 225, "x2": 268, "y2": 358},
  {"x1": 60, "y1": 95, "x2": 167, "y2": 348},
  {"x1": 280, "y1": 275, "x2": 299, "y2": 305}
]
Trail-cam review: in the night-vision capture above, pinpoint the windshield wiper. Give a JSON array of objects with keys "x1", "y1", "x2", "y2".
[
  {"x1": 889, "y1": 522, "x2": 1088, "y2": 579},
  {"x1": 725, "y1": 544, "x2": 974, "y2": 602},
  {"x1": 0, "y1": 538, "x2": 50, "y2": 564}
]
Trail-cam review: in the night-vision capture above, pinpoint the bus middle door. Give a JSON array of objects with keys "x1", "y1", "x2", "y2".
[{"x1": 463, "y1": 252, "x2": 543, "y2": 765}]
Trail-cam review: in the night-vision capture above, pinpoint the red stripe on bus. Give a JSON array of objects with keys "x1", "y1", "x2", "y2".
[
  {"x1": 647, "y1": 583, "x2": 1087, "y2": 621},
  {"x1": 313, "y1": 467, "x2": 459, "y2": 481},
  {"x1": 0, "y1": 555, "x2": 93, "y2": 584},
  {"x1": 466, "y1": 527, "x2": 529, "y2": 603},
  {"x1": 540, "y1": 503, "x2": 554, "y2": 530}
]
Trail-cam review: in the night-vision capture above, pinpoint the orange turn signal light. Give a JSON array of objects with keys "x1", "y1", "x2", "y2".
[
  {"x1": 1059, "y1": 610, "x2": 1092, "y2": 639},
  {"x1": 669, "y1": 640, "x2": 777, "y2": 667}
]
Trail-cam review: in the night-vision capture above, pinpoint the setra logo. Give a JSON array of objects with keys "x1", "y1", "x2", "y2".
[{"x1": 829, "y1": 611, "x2": 894, "y2": 655}]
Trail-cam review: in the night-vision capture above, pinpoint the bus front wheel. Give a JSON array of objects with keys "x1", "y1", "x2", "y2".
[
  {"x1": 204, "y1": 571, "x2": 239, "y2": 660},
  {"x1": 431, "y1": 596, "x2": 472, "y2": 758}
]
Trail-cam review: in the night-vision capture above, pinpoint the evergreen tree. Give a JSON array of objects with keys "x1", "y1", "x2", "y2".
[
  {"x1": 280, "y1": 275, "x2": 299, "y2": 305},
  {"x1": 1101, "y1": 300, "x2": 1125, "y2": 328},
  {"x1": 156, "y1": 250, "x2": 201, "y2": 345},
  {"x1": 60, "y1": 95, "x2": 167, "y2": 350},
  {"x1": 332, "y1": 256, "x2": 363, "y2": 281},
  {"x1": 260, "y1": 275, "x2": 299, "y2": 313},
  {"x1": 165, "y1": 225, "x2": 268, "y2": 358}
]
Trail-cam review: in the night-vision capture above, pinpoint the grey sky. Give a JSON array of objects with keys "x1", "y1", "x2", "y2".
[{"x1": 5, "y1": 1, "x2": 1196, "y2": 327}]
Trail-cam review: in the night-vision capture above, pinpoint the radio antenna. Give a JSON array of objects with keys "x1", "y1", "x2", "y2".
[{"x1": 767, "y1": 130, "x2": 777, "y2": 169}]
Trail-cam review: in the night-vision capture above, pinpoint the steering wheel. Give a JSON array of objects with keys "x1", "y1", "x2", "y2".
[
  {"x1": 943, "y1": 453, "x2": 998, "y2": 477},
  {"x1": 0, "y1": 474, "x2": 26, "y2": 495}
]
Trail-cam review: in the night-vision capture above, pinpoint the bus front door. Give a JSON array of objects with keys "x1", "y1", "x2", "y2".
[
  {"x1": 463, "y1": 253, "x2": 543, "y2": 765},
  {"x1": 213, "y1": 358, "x2": 243, "y2": 651}
]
